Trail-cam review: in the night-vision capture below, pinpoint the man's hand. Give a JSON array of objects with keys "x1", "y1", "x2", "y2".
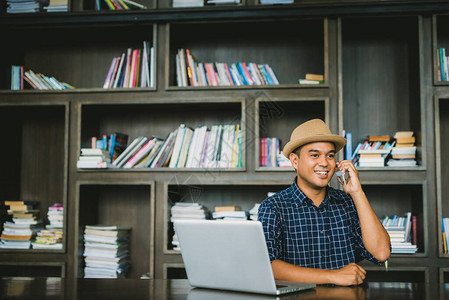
[
  {"x1": 328, "y1": 263, "x2": 366, "y2": 286},
  {"x1": 336, "y1": 160, "x2": 362, "y2": 196}
]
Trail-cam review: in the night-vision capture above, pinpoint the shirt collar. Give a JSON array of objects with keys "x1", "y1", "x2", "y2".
[{"x1": 291, "y1": 177, "x2": 332, "y2": 208}]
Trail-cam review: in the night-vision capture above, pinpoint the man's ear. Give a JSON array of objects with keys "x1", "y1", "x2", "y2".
[{"x1": 289, "y1": 152, "x2": 299, "y2": 170}]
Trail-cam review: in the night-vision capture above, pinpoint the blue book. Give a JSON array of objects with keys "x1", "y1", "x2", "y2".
[
  {"x1": 345, "y1": 132, "x2": 352, "y2": 161},
  {"x1": 440, "y1": 48, "x2": 446, "y2": 82},
  {"x1": 237, "y1": 62, "x2": 250, "y2": 85}
]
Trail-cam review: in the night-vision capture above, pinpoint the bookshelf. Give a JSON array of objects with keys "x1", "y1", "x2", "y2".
[
  {"x1": 76, "y1": 182, "x2": 155, "y2": 279},
  {"x1": 341, "y1": 15, "x2": 422, "y2": 169},
  {"x1": 0, "y1": 0, "x2": 448, "y2": 286}
]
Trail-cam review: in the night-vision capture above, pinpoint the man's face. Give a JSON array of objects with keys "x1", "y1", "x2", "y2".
[{"x1": 290, "y1": 142, "x2": 337, "y2": 191}]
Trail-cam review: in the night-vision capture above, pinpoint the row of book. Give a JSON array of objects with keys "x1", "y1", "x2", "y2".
[
  {"x1": 380, "y1": 212, "x2": 418, "y2": 254},
  {"x1": 83, "y1": 225, "x2": 131, "y2": 278},
  {"x1": 77, "y1": 123, "x2": 243, "y2": 169},
  {"x1": 175, "y1": 48, "x2": 279, "y2": 87},
  {"x1": 259, "y1": 137, "x2": 291, "y2": 168},
  {"x1": 103, "y1": 41, "x2": 154, "y2": 89},
  {"x1": 11, "y1": 66, "x2": 74, "y2": 90},
  {"x1": 97, "y1": 0, "x2": 146, "y2": 10}
]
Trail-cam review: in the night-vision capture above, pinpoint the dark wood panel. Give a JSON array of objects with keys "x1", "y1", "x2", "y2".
[{"x1": 342, "y1": 16, "x2": 421, "y2": 148}]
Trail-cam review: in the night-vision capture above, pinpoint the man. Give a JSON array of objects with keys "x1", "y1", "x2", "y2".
[{"x1": 258, "y1": 119, "x2": 391, "y2": 286}]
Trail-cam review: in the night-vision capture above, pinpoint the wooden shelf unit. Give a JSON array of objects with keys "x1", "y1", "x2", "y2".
[{"x1": 0, "y1": 1, "x2": 448, "y2": 284}]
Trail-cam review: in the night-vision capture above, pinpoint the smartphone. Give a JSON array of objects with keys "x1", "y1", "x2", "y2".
[{"x1": 335, "y1": 168, "x2": 348, "y2": 185}]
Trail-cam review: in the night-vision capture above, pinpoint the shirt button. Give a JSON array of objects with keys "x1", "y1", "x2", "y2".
[{"x1": 320, "y1": 230, "x2": 324, "y2": 234}]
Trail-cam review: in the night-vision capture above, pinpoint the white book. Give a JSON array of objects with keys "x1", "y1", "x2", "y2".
[
  {"x1": 169, "y1": 124, "x2": 187, "y2": 168},
  {"x1": 178, "y1": 49, "x2": 188, "y2": 87},
  {"x1": 219, "y1": 125, "x2": 235, "y2": 168},
  {"x1": 103, "y1": 57, "x2": 118, "y2": 88},
  {"x1": 191, "y1": 126, "x2": 208, "y2": 168},
  {"x1": 186, "y1": 126, "x2": 201, "y2": 168},
  {"x1": 112, "y1": 136, "x2": 144, "y2": 167},
  {"x1": 177, "y1": 128, "x2": 193, "y2": 168}
]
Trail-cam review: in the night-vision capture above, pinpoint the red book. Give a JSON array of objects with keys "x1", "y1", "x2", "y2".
[
  {"x1": 224, "y1": 63, "x2": 234, "y2": 86},
  {"x1": 260, "y1": 138, "x2": 267, "y2": 166},
  {"x1": 241, "y1": 62, "x2": 254, "y2": 85}
]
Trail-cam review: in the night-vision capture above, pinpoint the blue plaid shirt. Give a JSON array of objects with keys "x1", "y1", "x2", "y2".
[{"x1": 258, "y1": 179, "x2": 383, "y2": 269}]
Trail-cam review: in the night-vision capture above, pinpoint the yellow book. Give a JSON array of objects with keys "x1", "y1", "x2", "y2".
[
  {"x1": 215, "y1": 206, "x2": 241, "y2": 212},
  {"x1": 104, "y1": 0, "x2": 116, "y2": 10},
  {"x1": 444, "y1": 231, "x2": 447, "y2": 254}
]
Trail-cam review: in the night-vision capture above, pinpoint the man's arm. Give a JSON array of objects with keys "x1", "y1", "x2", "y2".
[
  {"x1": 271, "y1": 260, "x2": 366, "y2": 286},
  {"x1": 336, "y1": 160, "x2": 391, "y2": 262}
]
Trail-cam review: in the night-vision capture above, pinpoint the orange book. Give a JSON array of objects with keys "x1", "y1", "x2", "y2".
[
  {"x1": 396, "y1": 136, "x2": 415, "y2": 144},
  {"x1": 368, "y1": 135, "x2": 390, "y2": 142}
]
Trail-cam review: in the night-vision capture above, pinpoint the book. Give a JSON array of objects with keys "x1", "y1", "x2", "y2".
[
  {"x1": 113, "y1": 136, "x2": 146, "y2": 167},
  {"x1": 305, "y1": 73, "x2": 324, "y2": 81}
]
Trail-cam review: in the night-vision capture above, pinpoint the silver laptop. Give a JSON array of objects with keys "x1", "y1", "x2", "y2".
[{"x1": 174, "y1": 220, "x2": 316, "y2": 295}]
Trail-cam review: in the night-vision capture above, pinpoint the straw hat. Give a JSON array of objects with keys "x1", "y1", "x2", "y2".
[{"x1": 282, "y1": 119, "x2": 346, "y2": 157}]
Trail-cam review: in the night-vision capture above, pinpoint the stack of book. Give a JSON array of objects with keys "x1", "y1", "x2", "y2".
[
  {"x1": 212, "y1": 206, "x2": 248, "y2": 221},
  {"x1": 83, "y1": 225, "x2": 131, "y2": 278},
  {"x1": 46, "y1": 203, "x2": 64, "y2": 229},
  {"x1": 103, "y1": 41, "x2": 153, "y2": 89},
  {"x1": 77, "y1": 148, "x2": 114, "y2": 169},
  {"x1": 380, "y1": 212, "x2": 418, "y2": 254},
  {"x1": 44, "y1": 0, "x2": 67, "y2": 11},
  {"x1": 6, "y1": 0, "x2": 43, "y2": 13},
  {"x1": 387, "y1": 131, "x2": 417, "y2": 167},
  {"x1": 260, "y1": 137, "x2": 281, "y2": 167},
  {"x1": 23, "y1": 69, "x2": 74, "y2": 90},
  {"x1": 170, "y1": 203, "x2": 208, "y2": 251},
  {"x1": 89, "y1": 132, "x2": 129, "y2": 163},
  {"x1": 354, "y1": 135, "x2": 395, "y2": 167},
  {"x1": 249, "y1": 203, "x2": 260, "y2": 221},
  {"x1": 298, "y1": 73, "x2": 324, "y2": 85},
  {"x1": 32, "y1": 203, "x2": 64, "y2": 249},
  {"x1": 172, "y1": 0, "x2": 204, "y2": 7},
  {"x1": 0, "y1": 200, "x2": 41, "y2": 249},
  {"x1": 175, "y1": 49, "x2": 279, "y2": 87}
]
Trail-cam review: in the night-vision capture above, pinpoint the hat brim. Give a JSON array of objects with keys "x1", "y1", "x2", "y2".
[{"x1": 283, "y1": 134, "x2": 347, "y2": 158}]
